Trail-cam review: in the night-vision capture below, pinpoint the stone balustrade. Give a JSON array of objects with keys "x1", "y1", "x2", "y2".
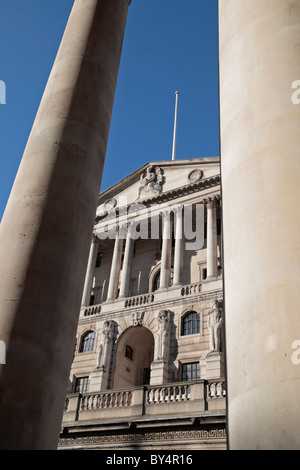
[
  {"x1": 80, "y1": 278, "x2": 224, "y2": 319},
  {"x1": 62, "y1": 379, "x2": 226, "y2": 425},
  {"x1": 181, "y1": 283, "x2": 202, "y2": 296},
  {"x1": 81, "y1": 389, "x2": 132, "y2": 410},
  {"x1": 124, "y1": 293, "x2": 155, "y2": 308},
  {"x1": 146, "y1": 383, "x2": 191, "y2": 404}
]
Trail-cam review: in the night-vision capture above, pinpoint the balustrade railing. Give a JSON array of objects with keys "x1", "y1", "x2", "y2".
[
  {"x1": 80, "y1": 389, "x2": 132, "y2": 411},
  {"x1": 63, "y1": 379, "x2": 226, "y2": 424},
  {"x1": 124, "y1": 293, "x2": 155, "y2": 308},
  {"x1": 181, "y1": 283, "x2": 202, "y2": 296},
  {"x1": 207, "y1": 380, "x2": 226, "y2": 399},
  {"x1": 146, "y1": 383, "x2": 191, "y2": 404},
  {"x1": 80, "y1": 279, "x2": 223, "y2": 316}
]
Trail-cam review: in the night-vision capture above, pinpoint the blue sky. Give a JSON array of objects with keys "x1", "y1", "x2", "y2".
[{"x1": 0, "y1": 0, "x2": 219, "y2": 221}]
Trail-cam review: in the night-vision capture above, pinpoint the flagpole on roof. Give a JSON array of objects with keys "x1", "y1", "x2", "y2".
[{"x1": 172, "y1": 91, "x2": 179, "y2": 160}]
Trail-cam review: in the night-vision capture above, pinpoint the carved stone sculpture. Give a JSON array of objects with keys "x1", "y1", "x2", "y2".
[
  {"x1": 208, "y1": 301, "x2": 223, "y2": 352},
  {"x1": 138, "y1": 166, "x2": 165, "y2": 198},
  {"x1": 132, "y1": 311, "x2": 144, "y2": 326},
  {"x1": 155, "y1": 310, "x2": 171, "y2": 361},
  {"x1": 97, "y1": 320, "x2": 114, "y2": 371}
]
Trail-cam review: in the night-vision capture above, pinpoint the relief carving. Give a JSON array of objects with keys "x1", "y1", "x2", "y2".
[
  {"x1": 132, "y1": 311, "x2": 145, "y2": 326},
  {"x1": 138, "y1": 166, "x2": 165, "y2": 198},
  {"x1": 188, "y1": 169, "x2": 204, "y2": 183}
]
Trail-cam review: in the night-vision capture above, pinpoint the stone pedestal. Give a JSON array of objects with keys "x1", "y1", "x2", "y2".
[
  {"x1": 89, "y1": 368, "x2": 108, "y2": 392},
  {"x1": 206, "y1": 352, "x2": 225, "y2": 380},
  {"x1": 150, "y1": 360, "x2": 169, "y2": 385}
]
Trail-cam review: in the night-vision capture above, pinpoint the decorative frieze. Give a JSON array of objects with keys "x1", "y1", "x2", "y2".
[{"x1": 59, "y1": 427, "x2": 226, "y2": 448}]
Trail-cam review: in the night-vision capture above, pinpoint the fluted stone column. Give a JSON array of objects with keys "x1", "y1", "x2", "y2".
[
  {"x1": 81, "y1": 235, "x2": 99, "y2": 307},
  {"x1": 119, "y1": 223, "x2": 135, "y2": 298},
  {"x1": 160, "y1": 212, "x2": 172, "y2": 289},
  {"x1": 0, "y1": 0, "x2": 131, "y2": 450},
  {"x1": 173, "y1": 205, "x2": 184, "y2": 286},
  {"x1": 219, "y1": 0, "x2": 300, "y2": 450},
  {"x1": 107, "y1": 227, "x2": 123, "y2": 301},
  {"x1": 206, "y1": 198, "x2": 218, "y2": 279}
]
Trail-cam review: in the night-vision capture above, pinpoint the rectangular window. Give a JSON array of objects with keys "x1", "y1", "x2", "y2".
[
  {"x1": 182, "y1": 362, "x2": 200, "y2": 382},
  {"x1": 143, "y1": 368, "x2": 151, "y2": 385},
  {"x1": 75, "y1": 376, "x2": 89, "y2": 394},
  {"x1": 96, "y1": 252, "x2": 102, "y2": 268},
  {"x1": 125, "y1": 345, "x2": 133, "y2": 360}
]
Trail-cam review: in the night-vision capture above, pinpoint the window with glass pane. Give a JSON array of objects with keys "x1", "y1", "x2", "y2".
[
  {"x1": 153, "y1": 271, "x2": 160, "y2": 291},
  {"x1": 182, "y1": 362, "x2": 200, "y2": 382},
  {"x1": 75, "y1": 376, "x2": 89, "y2": 393},
  {"x1": 80, "y1": 331, "x2": 95, "y2": 352},
  {"x1": 183, "y1": 312, "x2": 200, "y2": 335}
]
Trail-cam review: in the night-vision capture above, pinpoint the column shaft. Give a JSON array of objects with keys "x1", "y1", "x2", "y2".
[
  {"x1": 81, "y1": 235, "x2": 99, "y2": 307},
  {"x1": 107, "y1": 229, "x2": 123, "y2": 301},
  {"x1": 0, "y1": 0, "x2": 131, "y2": 450},
  {"x1": 206, "y1": 198, "x2": 218, "y2": 279},
  {"x1": 219, "y1": 0, "x2": 300, "y2": 450},
  {"x1": 119, "y1": 224, "x2": 135, "y2": 298},
  {"x1": 160, "y1": 212, "x2": 172, "y2": 289},
  {"x1": 173, "y1": 206, "x2": 184, "y2": 286}
]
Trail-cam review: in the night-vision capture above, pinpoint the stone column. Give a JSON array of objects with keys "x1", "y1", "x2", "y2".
[
  {"x1": 119, "y1": 223, "x2": 135, "y2": 298},
  {"x1": 0, "y1": 0, "x2": 131, "y2": 450},
  {"x1": 173, "y1": 205, "x2": 184, "y2": 286},
  {"x1": 106, "y1": 227, "x2": 123, "y2": 301},
  {"x1": 81, "y1": 235, "x2": 99, "y2": 307},
  {"x1": 205, "y1": 197, "x2": 218, "y2": 279},
  {"x1": 160, "y1": 211, "x2": 172, "y2": 289},
  {"x1": 219, "y1": 0, "x2": 300, "y2": 450}
]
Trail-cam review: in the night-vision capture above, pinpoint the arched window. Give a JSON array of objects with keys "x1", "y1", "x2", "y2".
[
  {"x1": 152, "y1": 267, "x2": 174, "y2": 292},
  {"x1": 182, "y1": 312, "x2": 200, "y2": 336},
  {"x1": 153, "y1": 271, "x2": 161, "y2": 291},
  {"x1": 80, "y1": 331, "x2": 95, "y2": 352}
]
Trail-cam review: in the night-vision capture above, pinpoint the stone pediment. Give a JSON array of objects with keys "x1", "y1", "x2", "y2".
[{"x1": 96, "y1": 157, "x2": 220, "y2": 220}]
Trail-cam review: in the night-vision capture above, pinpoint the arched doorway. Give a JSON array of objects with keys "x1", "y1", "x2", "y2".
[{"x1": 113, "y1": 326, "x2": 154, "y2": 389}]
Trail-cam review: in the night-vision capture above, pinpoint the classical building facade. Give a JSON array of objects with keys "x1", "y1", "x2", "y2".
[{"x1": 59, "y1": 157, "x2": 226, "y2": 450}]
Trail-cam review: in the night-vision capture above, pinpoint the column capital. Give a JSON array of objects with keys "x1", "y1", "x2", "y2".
[
  {"x1": 161, "y1": 209, "x2": 172, "y2": 222},
  {"x1": 91, "y1": 233, "x2": 100, "y2": 244},
  {"x1": 173, "y1": 204, "x2": 183, "y2": 217},
  {"x1": 127, "y1": 220, "x2": 138, "y2": 235},
  {"x1": 204, "y1": 195, "x2": 220, "y2": 210}
]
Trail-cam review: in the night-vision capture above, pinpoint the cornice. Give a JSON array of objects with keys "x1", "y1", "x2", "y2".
[
  {"x1": 98, "y1": 157, "x2": 220, "y2": 206},
  {"x1": 95, "y1": 174, "x2": 221, "y2": 224}
]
